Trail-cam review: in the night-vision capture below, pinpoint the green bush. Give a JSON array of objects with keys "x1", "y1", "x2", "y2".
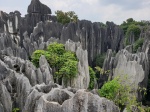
[
  {"x1": 47, "y1": 42, "x2": 66, "y2": 55},
  {"x1": 120, "y1": 18, "x2": 146, "y2": 46},
  {"x1": 99, "y1": 77, "x2": 121, "y2": 100},
  {"x1": 121, "y1": 18, "x2": 146, "y2": 35},
  {"x1": 58, "y1": 60, "x2": 78, "y2": 81},
  {"x1": 31, "y1": 42, "x2": 78, "y2": 84},
  {"x1": 125, "y1": 24, "x2": 141, "y2": 45},
  {"x1": 88, "y1": 66, "x2": 96, "y2": 90},
  {"x1": 98, "y1": 77, "x2": 144, "y2": 111},
  {"x1": 133, "y1": 38, "x2": 144, "y2": 53},
  {"x1": 31, "y1": 50, "x2": 46, "y2": 67},
  {"x1": 126, "y1": 24, "x2": 141, "y2": 41},
  {"x1": 12, "y1": 108, "x2": 19, "y2": 112}
]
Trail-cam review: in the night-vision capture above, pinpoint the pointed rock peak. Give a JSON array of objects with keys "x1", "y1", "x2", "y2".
[{"x1": 27, "y1": 0, "x2": 51, "y2": 14}]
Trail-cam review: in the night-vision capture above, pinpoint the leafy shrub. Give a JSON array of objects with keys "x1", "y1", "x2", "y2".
[
  {"x1": 58, "y1": 60, "x2": 78, "y2": 81},
  {"x1": 120, "y1": 18, "x2": 147, "y2": 46},
  {"x1": 99, "y1": 77, "x2": 121, "y2": 100},
  {"x1": 95, "y1": 66, "x2": 110, "y2": 75},
  {"x1": 12, "y1": 108, "x2": 19, "y2": 112},
  {"x1": 61, "y1": 51, "x2": 77, "y2": 62},
  {"x1": 31, "y1": 42, "x2": 78, "y2": 84},
  {"x1": 47, "y1": 42, "x2": 65, "y2": 55},
  {"x1": 121, "y1": 18, "x2": 145, "y2": 35},
  {"x1": 98, "y1": 77, "x2": 145, "y2": 111},
  {"x1": 31, "y1": 50, "x2": 46, "y2": 67},
  {"x1": 126, "y1": 24, "x2": 141, "y2": 41},
  {"x1": 133, "y1": 38, "x2": 144, "y2": 53},
  {"x1": 88, "y1": 66, "x2": 96, "y2": 90}
]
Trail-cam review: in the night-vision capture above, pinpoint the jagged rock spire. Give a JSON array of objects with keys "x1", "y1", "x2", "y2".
[{"x1": 27, "y1": 0, "x2": 51, "y2": 14}]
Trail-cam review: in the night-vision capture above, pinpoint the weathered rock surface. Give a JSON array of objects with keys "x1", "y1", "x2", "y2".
[
  {"x1": 0, "y1": 83, "x2": 12, "y2": 112},
  {"x1": 142, "y1": 29, "x2": 150, "y2": 101},
  {"x1": 103, "y1": 49, "x2": 149, "y2": 101},
  {"x1": 0, "y1": 0, "x2": 149, "y2": 111},
  {"x1": 64, "y1": 40, "x2": 90, "y2": 89},
  {"x1": 0, "y1": 0, "x2": 124, "y2": 65},
  {"x1": 34, "y1": 89, "x2": 119, "y2": 112},
  {"x1": 3, "y1": 55, "x2": 53, "y2": 86},
  {"x1": 0, "y1": 55, "x2": 119, "y2": 112},
  {"x1": 0, "y1": 33, "x2": 28, "y2": 59}
]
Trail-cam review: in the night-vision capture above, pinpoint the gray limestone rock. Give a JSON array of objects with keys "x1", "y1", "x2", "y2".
[
  {"x1": 0, "y1": 0, "x2": 124, "y2": 66},
  {"x1": 61, "y1": 21, "x2": 124, "y2": 65},
  {"x1": 103, "y1": 49, "x2": 149, "y2": 101},
  {"x1": 3, "y1": 56, "x2": 54, "y2": 86},
  {"x1": 15, "y1": 74, "x2": 32, "y2": 110},
  {"x1": 0, "y1": 83, "x2": 12, "y2": 112},
  {"x1": 0, "y1": 34, "x2": 28, "y2": 59},
  {"x1": 0, "y1": 55, "x2": 120, "y2": 112},
  {"x1": 64, "y1": 40, "x2": 90, "y2": 89},
  {"x1": 0, "y1": 103, "x2": 4, "y2": 112},
  {"x1": 23, "y1": 88, "x2": 44, "y2": 112},
  {"x1": 28, "y1": 0, "x2": 51, "y2": 14},
  {"x1": 39, "y1": 55, "x2": 54, "y2": 84},
  {"x1": 34, "y1": 89, "x2": 120, "y2": 112},
  {"x1": 62, "y1": 89, "x2": 120, "y2": 112}
]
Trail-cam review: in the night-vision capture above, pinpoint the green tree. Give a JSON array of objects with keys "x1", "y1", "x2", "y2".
[
  {"x1": 126, "y1": 18, "x2": 134, "y2": 23},
  {"x1": 133, "y1": 38, "x2": 144, "y2": 53},
  {"x1": 55, "y1": 10, "x2": 78, "y2": 24},
  {"x1": 58, "y1": 60, "x2": 78, "y2": 81},
  {"x1": 125, "y1": 24, "x2": 141, "y2": 45},
  {"x1": 98, "y1": 76, "x2": 145, "y2": 111},
  {"x1": 126, "y1": 24, "x2": 141, "y2": 41},
  {"x1": 47, "y1": 42, "x2": 66, "y2": 55},
  {"x1": 31, "y1": 42, "x2": 78, "y2": 85}
]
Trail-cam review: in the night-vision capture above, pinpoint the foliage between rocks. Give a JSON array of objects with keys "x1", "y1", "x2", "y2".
[
  {"x1": 120, "y1": 18, "x2": 146, "y2": 46},
  {"x1": 12, "y1": 108, "x2": 19, "y2": 112},
  {"x1": 121, "y1": 18, "x2": 145, "y2": 35},
  {"x1": 133, "y1": 38, "x2": 144, "y2": 53},
  {"x1": 126, "y1": 24, "x2": 141, "y2": 44},
  {"x1": 31, "y1": 42, "x2": 78, "y2": 83},
  {"x1": 98, "y1": 76, "x2": 145, "y2": 111},
  {"x1": 55, "y1": 10, "x2": 78, "y2": 24},
  {"x1": 88, "y1": 66, "x2": 97, "y2": 90}
]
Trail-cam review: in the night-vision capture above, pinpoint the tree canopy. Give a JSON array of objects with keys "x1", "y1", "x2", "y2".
[
  {"x1": 31, "y1": 42, "x2": 78, "y2": 84},
  {"x1": 55, "y1": 10, "x2": 78, "y2": 24}
]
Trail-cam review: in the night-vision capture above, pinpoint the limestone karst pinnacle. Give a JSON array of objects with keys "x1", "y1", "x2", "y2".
[{"x1": 27, "y1": 0, "x2": 51, "y2": 14}]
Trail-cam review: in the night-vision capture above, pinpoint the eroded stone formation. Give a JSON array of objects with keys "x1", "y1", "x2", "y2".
[
  {"x1": 0, "y1": 54, "x2": 119, "y2": 112},
  {"x1": 0, "y1": 0, "x2": 150, "y2": 111},
  {"x1": 103, "y1": 32, "x2": 150, "y2": 101},
  {"x1": 0, "y1": 0, "x2": 124, "y2": 65}
]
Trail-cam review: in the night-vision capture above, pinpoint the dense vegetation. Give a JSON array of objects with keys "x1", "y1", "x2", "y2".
[
  {"x1": 120, "y1": 18, "x2": 148, "y2": 52},
  {"x1": 31, "y1": 42, "x2": 78, "y2": 84},
  {"x1": 98, "y1": 76, "x2": 146, "y2": 111},
  {"x1": 121, "y1": 18, "x2": 142, "y2": 45},
  {"x1": 88, "y1": 66, "x2": 96, "y2": 90},
  {"x1": 133, "y1": 38, "x2": 144, "y2": 52},
  {"x1": 55, "y1": 10, "x2": 78, "y2": 24}
]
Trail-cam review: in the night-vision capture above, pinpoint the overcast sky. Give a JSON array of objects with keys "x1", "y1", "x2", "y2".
[{"x1": 0, "y1": 0, "x2": 150, "y2": 24}]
